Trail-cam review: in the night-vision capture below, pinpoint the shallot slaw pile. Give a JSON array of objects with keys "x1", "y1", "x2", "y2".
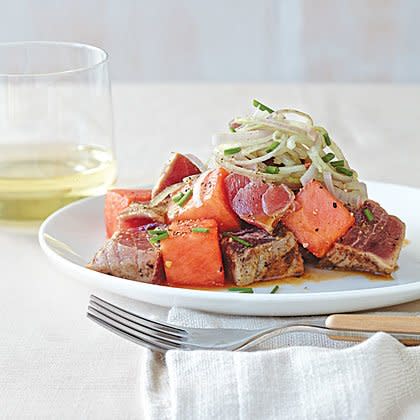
[{"x1": 212, "y1": 100, "x2": 367, "y2": 208}]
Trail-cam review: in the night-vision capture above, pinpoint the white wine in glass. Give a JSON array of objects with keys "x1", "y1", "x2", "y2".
[{"x1": 0, "y1": 42, "x2": 117, "y2": 225}]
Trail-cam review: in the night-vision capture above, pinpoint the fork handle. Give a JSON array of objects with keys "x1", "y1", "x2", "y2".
[{"x1": 325, "y1": 314, "x2": 420, "y2": 334}]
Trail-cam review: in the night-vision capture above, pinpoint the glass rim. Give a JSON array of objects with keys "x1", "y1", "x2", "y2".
[{"x1": 0, "y1": 41, "x2": 109, "y2": 78}]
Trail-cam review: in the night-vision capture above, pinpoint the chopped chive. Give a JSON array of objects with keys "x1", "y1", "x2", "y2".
[
  {"x1": 149, "y1": 231, "x2": 169, "y2": 244},
  {"x1": 229, "y1": 126, "x2": 236, "y2": 133},
  {"x1": 265, "y1": 165, "x2": 280, "y2": 174},
  {"x1": 176, "y1": 189, "x2": 192, "y2": 207},
  {"x1": 330, "y1": 160, "x2": 345, "y2": 168},
  {"x1": 322, "y1": 152, "x2": 335, "y2": 163},
  {"x1": 265, "y1": 141, "x2": 280, "y2": 153},
  {"x1": 335, "y1": 166, "x2": 353, "y2": 177},
  {"x1": 222, "y1": 232, "x2": 254, "y2": 247},
  {"x1": 148, "y1": 229, "x2": 168, "y2": 236},
  {"x1": 229, "y1": 235, "x2": 253, "y2": 248},
  {"x1": 316, "y1": 126, "x2": 331, "y2": 146},
  {"x1": 192, "y1": 227, "x2": 209, "y2": 233},
  {"x1": 224, "y1": 146, "x2": 241, "y2": 156},
  {"x1": 324, "y1": 133, "x2": 332, "y2": 146},
  {"x1": 270, "y1": 285, "x2": 280, "y2": 294},
  {"x1": 253, "y1": 99, "x2": 274, "y2": 113},
  {"x1": 172, "y1": 192, "x2": 184, "y2": 203},
  {"x1": 228, "y1": 287, "x2": 254, "y2": 293},
  {"x1": 363, "y1": 208, "x2": 374, "y2": 222}
]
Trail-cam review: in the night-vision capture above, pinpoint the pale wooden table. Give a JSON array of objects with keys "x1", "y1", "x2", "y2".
[{"x1": 1, "y1": 83, "x2": 419, "y2": 419}]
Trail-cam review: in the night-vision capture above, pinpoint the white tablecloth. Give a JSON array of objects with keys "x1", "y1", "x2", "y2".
[
  {"x1": 143, "y1": 308, "x2": 420, "y2": 420},
  {"x1": 2, "y1": 83, "x2": 420, "y2": 419}
]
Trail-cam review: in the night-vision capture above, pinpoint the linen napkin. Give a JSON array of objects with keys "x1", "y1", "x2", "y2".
[{"x1": 141, "y1": 308, "x2": 420, "y2": 420}]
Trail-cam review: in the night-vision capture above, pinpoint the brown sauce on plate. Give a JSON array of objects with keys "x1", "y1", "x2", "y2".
[
  {"x1": 240, "y1": 267, "x2": 392, "y2": 289},
  {"x1": 186, "y1": 266, "x2": 393, "y2": 292}
]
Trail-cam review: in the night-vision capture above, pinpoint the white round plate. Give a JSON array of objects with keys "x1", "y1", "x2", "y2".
[{"x1": 39, "y1": 181, "x2": 420, "y2": 316}]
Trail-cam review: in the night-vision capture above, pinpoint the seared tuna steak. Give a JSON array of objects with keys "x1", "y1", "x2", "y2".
[
  {"x1": 221, "y1": 227, "x2": 304, "y2": 286},
  {"x1": 118, "y1": 200, "x2": 168, "y2": 226},
  {"x1": 225, "y1": 173, "x2": 295, "y2": 233},
  {"x1": 152, "y1": 152, "x2": 201, "y2": 198},
  {"x1": 319, "y1": 200, "x2": 405, "y2": 274},
  {"x1": 87, "y1": 228, "x2": 165, "y2": 283}
]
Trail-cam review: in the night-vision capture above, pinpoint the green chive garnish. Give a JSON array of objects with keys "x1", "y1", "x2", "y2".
[
  {"x1": 253, "y1": 99, "x2": 274, "y2": 113},
  {"x1": 229, "y1": 235, "x2": 253, "y2": 248},
  {"x1": 335, "y1": 166, "x2": 353, "y2": 177},
  {"x1": 172, "y1": 192, "x2": 184, "y2": 203},
  {"x1": 265, "y1": 165, "x2": 279, "y2": 174},
  {"x1": 324, "y1": 133, "x2": 332, "y2": 146},
  {"x1": 363, "y1": 208, "x2": 374, "y2": 222},
  {"x1": 224, "y1": 146, "x2": 241, "y2": 156},
  {"x1": 330, "y1": 160, "x2": 345, "y2": 168},
  {"x1": 148, "y1": 229, "x2": 168, "y2": 236},
  {"x1": 228, "y1": 287, "x2": 254, "y2": 293},
  {"x1": 322, "y1": 152, "x2": 335, "y2": 163},
  {"x1": 229, "y1": 126, "x2": 236, "y2": 133},
  {"x1": 191, "y1": 227, "x2": 209, "y2": 233},
  {"x1": 316, "y1": 126, "x2": 331, "y2": 146},
  {"x1": 265, "y1": 141, "x2": 280, "y2": 153},
  {"x1": 149, "y1": 231, "x2": 169, "y2": 244},
  {"x1": 176, "y1": 189, "x2": 192, "y2": 207},
  {"x1": 270, "y1": 285, "x2": 279, "y2": 294}
]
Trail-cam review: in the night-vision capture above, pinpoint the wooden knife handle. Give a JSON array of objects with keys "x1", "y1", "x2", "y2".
[{"x1": 326, "y1": 314, "x2": 420, "y2": 334}]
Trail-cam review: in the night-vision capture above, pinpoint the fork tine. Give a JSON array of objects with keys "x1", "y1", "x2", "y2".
[
  {"x1": 88, "y1": 302, "x2": 187, "y2": 347},
  {"x1": 89, "y1": 297, "x2": 185, "y2": 340},
  {"x1": 87, "y1": 313, "x2": 168, "y2": 352},
  {"x1": 90, "y1": 295, "x2": 187, "y2": 336},
  {"x1": 87, "y1": 306, "x2": 182, "y2": 351},
  {"x1": 87, "y1": 304, "x2": 185, "y2": 350}
]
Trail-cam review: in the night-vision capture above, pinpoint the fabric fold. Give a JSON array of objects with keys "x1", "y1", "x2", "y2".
[{"x1": 142, "y1": 308, "x2": 420, "y2": 420}]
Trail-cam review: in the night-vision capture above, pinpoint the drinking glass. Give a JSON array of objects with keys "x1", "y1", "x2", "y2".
[{"x1": 0, "y1": 41, "x2": 116, "y2": 225}]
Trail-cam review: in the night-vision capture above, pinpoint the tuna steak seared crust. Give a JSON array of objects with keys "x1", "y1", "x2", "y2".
[
  {"x1": 87, "y1": 228, "x2": 165, "y2": 283},
  {"x1": 319, "y1": 200, "x2": 405, "y2": 275},
  {"x1": 221, "y1": 227, "x2": 304, "y2": 286}
]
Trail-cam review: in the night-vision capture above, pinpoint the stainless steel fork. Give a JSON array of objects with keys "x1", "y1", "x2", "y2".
[{"x1": 87, "y1": 295, "x2": 420, "y2": 352}]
